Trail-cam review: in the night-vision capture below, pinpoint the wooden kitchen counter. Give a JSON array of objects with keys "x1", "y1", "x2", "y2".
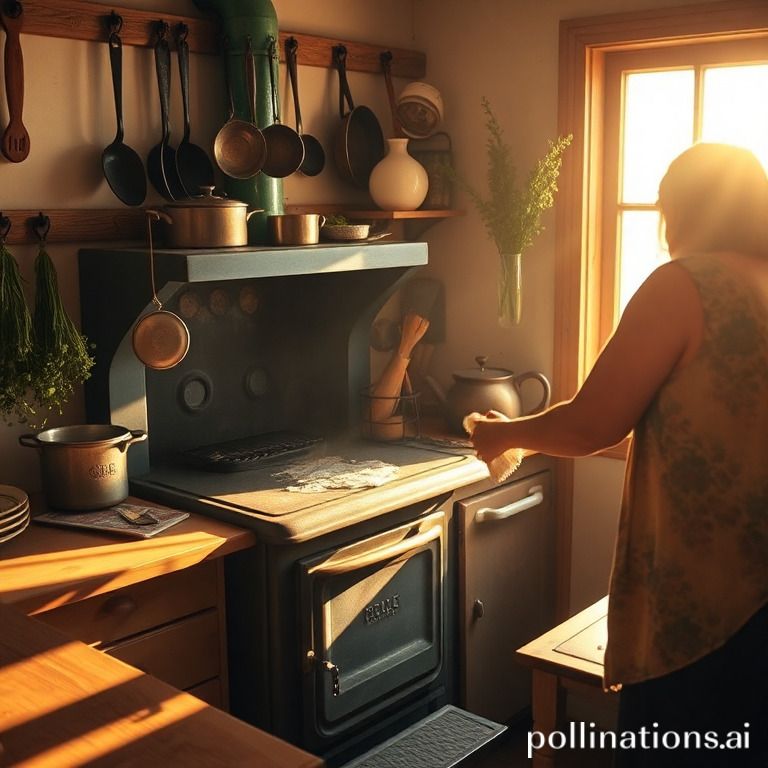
[
  {"x1": 0, "y1": 497, "x2": 325, "y2": 768},
  {"x1": 0, "y1": 496, "x2": 257, "y2": 614},
  {"x1": 0, "y1": 600, "x2": 323, "y2": 768}
]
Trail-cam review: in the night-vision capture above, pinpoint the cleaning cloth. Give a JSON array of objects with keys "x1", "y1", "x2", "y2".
[{"x1": 463, "y1": 411, "x2": 525, "y2": 483}]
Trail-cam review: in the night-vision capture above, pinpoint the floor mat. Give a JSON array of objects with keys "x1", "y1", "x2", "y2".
[{"x1": 343, "y1": 705, "x2": 507, "y2": 768}]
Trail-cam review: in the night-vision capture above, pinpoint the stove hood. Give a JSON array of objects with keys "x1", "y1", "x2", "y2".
[{"x1": 79, "y1": 241, "x2": 428, "y2": 475}]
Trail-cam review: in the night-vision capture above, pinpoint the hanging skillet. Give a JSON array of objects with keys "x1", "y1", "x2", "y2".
[
  {"x1": 132, "y1": 210, "x2": 190, "y2": 370},
  {"x1": 332, "y1": 45, "x2": 384, "y2": 188}
]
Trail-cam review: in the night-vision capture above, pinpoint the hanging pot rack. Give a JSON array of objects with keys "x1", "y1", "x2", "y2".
[{"x1": 0, "y1": 0, "x2": 439, "y2": 245}]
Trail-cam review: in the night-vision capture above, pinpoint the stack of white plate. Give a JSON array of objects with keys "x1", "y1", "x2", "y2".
[{"x1": 0, "y1": 484, "x2": 31, "y2": 545}]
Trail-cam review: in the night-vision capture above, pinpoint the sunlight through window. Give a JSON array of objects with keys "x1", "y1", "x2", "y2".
[
  {"x1": 622, "y1": 70, "x2": 694, "y2": 203},
  {"x1": 616, "y1": 61, "x2": 768, "y2": 319},
  {"x1": 701, "y1": 64, "x2": 768, "y2": 171}
]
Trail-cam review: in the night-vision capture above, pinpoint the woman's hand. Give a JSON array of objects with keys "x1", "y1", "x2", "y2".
[{"x1": 466, "y1": 410, "x2": 514, "y2": 464}]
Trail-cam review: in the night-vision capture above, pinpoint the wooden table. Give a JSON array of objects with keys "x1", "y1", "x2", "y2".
[
  {"x1": 0, "y1": 499, "x2": 325, "y2": 768},
  {"x1": 516, "y1": 596, "x2": 614, "y2": 768}
]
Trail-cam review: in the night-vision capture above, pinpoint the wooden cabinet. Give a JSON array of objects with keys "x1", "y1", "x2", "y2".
[{"x1": 36, "y1": 560, "x2": 229, "y2": 709}]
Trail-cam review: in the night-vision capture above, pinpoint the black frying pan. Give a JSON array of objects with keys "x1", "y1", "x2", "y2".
[{"x1": 332, "y1": 45, "x2": 384, "y2": 188}]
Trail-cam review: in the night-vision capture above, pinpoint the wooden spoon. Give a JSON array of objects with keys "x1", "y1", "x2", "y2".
[
  {"x1": 1, "y1": 1, "x2": 30, "y2": 162},
  {"x1": 368, "y1": 312, "x2": 430, "y2": 426}
]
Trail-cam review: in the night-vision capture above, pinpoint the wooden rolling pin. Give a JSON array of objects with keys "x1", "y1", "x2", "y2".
[{"x1": 368, "y1": 312, "x2": 430, "y2": 429}]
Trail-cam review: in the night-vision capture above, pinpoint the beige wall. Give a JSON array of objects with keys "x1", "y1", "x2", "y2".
[{"x1": 0, "y1": 0, "x2": 719, "y2": 610}]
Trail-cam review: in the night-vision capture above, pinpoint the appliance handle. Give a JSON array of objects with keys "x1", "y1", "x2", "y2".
[
  {"x1": 308, "y1": 523, "x2": 442, "y2": 576},
  {"x1": 475, "y1": 485, "x2": 543, "y2": 523}
]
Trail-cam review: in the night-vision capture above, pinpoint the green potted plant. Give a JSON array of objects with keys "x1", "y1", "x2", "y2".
[{"x1": 454, "y1": 98, "x2": 572, "y2": 326}]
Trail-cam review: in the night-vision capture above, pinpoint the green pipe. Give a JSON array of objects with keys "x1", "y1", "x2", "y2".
[{"x1": 195, "y1": 0, "x2": 282, "y2": 244}]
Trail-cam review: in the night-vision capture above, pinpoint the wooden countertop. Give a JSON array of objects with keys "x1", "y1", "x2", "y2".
[
  {"x1": 0, "y1": 498, "x2": 325, "y2": 768},
  {"x1": 0, "y1": 601, "x2": 323, "y2": 768},
  {"x1": 0, "y1": 497, "x2": 258, "y2": 615}
]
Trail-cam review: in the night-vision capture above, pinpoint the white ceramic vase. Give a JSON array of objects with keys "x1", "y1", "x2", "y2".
[{"x1": 369, "y1": 138, "x2": 429, "y2": 211}]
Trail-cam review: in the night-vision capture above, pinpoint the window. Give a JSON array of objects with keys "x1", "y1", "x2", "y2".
[
  {"x1": 554, "y1": 0, "x2": 768, "y2": 429},
  {"x1": 601, "y1": 44, "x2": 768, "y2": 344}
]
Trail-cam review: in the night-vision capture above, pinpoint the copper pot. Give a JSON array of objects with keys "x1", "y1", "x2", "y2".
[{"x1": 159, "y1": 187, "x2": 262, "y2": 247}]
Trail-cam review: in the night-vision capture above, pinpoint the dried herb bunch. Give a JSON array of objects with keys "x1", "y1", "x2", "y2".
[
  {"x1": 460, "y1": 97, "x2": 572, "y2": 254},
  {"x1": 29, "y1": 244, "x2": 94, "y2": 421},
  {"x1": 0, "y1": 241, "x2": 34, "y2": 424}
]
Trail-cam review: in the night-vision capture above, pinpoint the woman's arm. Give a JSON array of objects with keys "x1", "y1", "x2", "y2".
[{"x1": 470, "y1": 260, "x2": 704, "y2": 463}]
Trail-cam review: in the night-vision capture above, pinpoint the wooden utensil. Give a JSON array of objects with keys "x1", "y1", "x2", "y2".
[
  {"x1": 1, "y1": 0, "x2": 30, "y2": 162},
  {"x1": 368, "y1": 311, "x2": 429, "y2": 425}
]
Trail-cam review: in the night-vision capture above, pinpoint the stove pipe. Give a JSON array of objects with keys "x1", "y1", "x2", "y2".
[{"x1": 195, "y1": 0, "x2": 283, "y2": 244}]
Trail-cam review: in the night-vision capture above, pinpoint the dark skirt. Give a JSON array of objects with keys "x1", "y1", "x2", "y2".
[{"x1": 614, "y1": 602, "x2": 768, "y2": 768}]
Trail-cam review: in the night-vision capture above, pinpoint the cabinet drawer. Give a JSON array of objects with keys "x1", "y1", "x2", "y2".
[
  {"x1": 104, "y1": 609, "x2": 221, "y2": 691},
  {"x1": 186, "y1": 677, "x2": 225, "y2": 709},
  {"x1": 37, "y1": 560, "x2": 219, "y2": 645}
]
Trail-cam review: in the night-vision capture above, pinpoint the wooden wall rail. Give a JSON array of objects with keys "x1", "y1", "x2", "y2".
[
  {"x1": 0, "y1": 209, "x2": 145, "y2": 245},
  {"x1": 14, "y1": 0, "x2": 427, "y2": 76}
]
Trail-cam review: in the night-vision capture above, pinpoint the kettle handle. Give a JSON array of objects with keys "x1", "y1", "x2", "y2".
[{"x1": 514, "y1": 371, "x2": 551, "y2": 415}]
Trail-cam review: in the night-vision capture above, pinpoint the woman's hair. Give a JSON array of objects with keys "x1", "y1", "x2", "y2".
[{"x1": 658, "y1": 142, "x2": 768, "y2": 255}]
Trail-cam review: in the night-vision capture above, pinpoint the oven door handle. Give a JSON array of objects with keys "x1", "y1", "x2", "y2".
[
  {"x1": 308, "y1": 523, "x2": 442, "y2": 576},
  {"x1": 475, "y1": 485, "x2": 544, "y2": 523}
]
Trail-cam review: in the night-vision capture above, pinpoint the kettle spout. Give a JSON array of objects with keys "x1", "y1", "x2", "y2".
[{"x1": 424, "y1": 375, "x2": 449, "y2": 414}]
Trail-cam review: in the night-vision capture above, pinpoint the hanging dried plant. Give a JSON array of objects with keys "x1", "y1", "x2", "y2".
[{"x1": 0, "y1": 241, "x2": 34, "y2": 424}]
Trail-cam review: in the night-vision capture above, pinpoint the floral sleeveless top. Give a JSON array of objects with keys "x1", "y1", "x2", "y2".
[{"x1": 604, "y1": 252, "x2": 768, "y2": 687}]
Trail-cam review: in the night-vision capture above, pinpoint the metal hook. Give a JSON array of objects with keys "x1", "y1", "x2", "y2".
[
  {"x1": 153, "y1": 19, "x2": 169, "y2": 43},
  {"x1": 106, "y1": 10, "x2": 122, "y2": 34},
  {"x1": 2, "y1": 1, "x2": 23, "y2": 20},
  {"x1": 380, "y1": 50, "x2": 393, "y2": 69},
  {"x1": 0, "y1": 213, "x2": 11, "y2": 243},
  {"x1": 31, "y1": 212, "x2": 50, "y2": 244},
  {"x1": 175, "y1": 22, "x2": 188, "y2": 44}
]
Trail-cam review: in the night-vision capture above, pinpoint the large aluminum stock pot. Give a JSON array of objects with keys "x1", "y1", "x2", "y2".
[{"x1": 20, "y1": 425, "x2": 147, "y2": 510}]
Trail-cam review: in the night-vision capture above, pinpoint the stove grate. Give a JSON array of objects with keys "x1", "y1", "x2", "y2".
[{"x1": 180, "y1": 431, "x2": 324, "y2": 472}]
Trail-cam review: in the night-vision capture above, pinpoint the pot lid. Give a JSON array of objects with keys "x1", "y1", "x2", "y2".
[
  {"x1": 165, "y1": 186, "x2": 248, "y2": 209},
  {"x1": 453, "y1": 356, "x2": 514, "y2": 382}
]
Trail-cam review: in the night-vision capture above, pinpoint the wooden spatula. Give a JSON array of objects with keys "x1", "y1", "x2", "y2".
[{"x1": 1, "y1": 1, "x2": 30, "y2": 163}]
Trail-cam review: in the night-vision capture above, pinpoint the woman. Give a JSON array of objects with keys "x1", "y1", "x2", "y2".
[{"x1": 470, "y1": 143, "x2": 768, "y2": 766}]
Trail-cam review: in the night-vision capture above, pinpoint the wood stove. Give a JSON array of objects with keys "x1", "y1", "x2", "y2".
[{"x1": 78, "y1": 241, "x2": 495, "y2": 764}]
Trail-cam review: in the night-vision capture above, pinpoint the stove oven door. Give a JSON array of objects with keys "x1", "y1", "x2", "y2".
[{"x1": 299, "y1": 508, "x2": 445, "y2": 738}]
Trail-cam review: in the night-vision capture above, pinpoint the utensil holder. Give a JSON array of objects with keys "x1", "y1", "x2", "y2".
[{"x1": 361, "y1": 388, "x2": 421, "y2": 442}]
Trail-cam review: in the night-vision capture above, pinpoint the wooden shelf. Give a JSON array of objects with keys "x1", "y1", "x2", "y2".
[
  {"x1": 14, "y1": 0, "x2": 427, "y2": 76},
  {"x1": 287, "y1": 205, "x2": 464, "y2": 238}
]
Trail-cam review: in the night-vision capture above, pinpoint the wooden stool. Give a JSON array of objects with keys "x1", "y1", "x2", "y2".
[{"x1": 516, "y1": 596, "x2": 615, "y2": 767}]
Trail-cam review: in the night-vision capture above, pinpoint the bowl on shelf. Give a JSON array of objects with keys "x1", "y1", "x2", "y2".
[{"x1": 321, "y1": 222, "x2": 371, "y2": 241}]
